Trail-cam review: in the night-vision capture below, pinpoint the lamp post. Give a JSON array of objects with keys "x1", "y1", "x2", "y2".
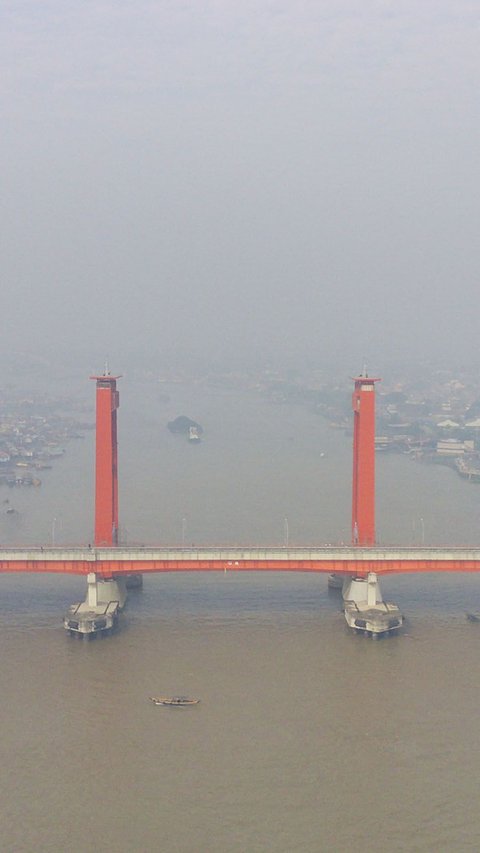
[{"x1": 284, "y1": 517, "x2": 289, "y2": 548}]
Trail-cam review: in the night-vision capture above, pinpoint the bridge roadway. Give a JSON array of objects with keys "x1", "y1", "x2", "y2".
[{"x1": 2, "y1": 546, "x2": 480, "y2": 576}]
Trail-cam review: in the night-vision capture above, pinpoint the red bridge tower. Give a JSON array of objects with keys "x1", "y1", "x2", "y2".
[
  {"x1": 351, "y1": 373, "x2": 380, "y2": 546},
  {"x1": 91, "y1": 369, "x2": 121, "y2": 546}
]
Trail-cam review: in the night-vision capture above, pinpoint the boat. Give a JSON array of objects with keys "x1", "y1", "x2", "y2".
[
  {"x1": 188, "y1": 426, "x2": 200, "y2": 443},
  {"x1": 167, "y1": 415, "x2": 203, "y2": 435},
  {"x1": 149, "y1": 696, "x2": 200, "y2": 706},
  {"x1": 466, "y1": 613, "x2": 480, "y2": 622}
]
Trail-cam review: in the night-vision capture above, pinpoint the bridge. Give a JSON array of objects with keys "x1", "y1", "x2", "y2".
[
  {"x1": 3, "y1": 546, "x2": 480, "y2": 576},
  {"x1": 2, "y1": 371, "x2": 479, "y2": 636}
]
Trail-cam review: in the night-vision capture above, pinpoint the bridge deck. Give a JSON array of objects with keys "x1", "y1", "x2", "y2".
[{"x1": 1, "y1": 546, "x2": 480, "y2": 576}]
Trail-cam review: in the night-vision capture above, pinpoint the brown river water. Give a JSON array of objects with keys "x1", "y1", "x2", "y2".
[{"x1": 1, "y1": 378, "x2": 480, "y2": 852}]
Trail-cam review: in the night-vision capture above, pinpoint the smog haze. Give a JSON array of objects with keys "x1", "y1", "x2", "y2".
[{"x1": 2, "y1": 1, "x2": 478, "y2": 373}]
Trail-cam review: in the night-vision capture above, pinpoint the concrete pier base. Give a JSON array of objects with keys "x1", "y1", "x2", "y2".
[
  {"x1": 64, "y1": 573, "x2": 127, "y2": 638},
  {"x1": 342, "y1": 572, "x2": 403, "y2": 636},
  {"x1": 327, "y1": 573, "x2": 345, "y2": 590},
  {"x1": 125, "y1": 573, "x2": 143, "y2": 590}
]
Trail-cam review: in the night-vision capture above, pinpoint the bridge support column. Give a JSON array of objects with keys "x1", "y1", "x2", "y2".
[
  {"x1": 64, "y1": 573, "x2": 127, "y2": 638},
  {"x1": 342, "y1": 572, "x2": 403, "y2": 636},
  {"x1": 342, "y1": 572, "x2": 382, "y2": 605},
  {"x1": 86, "y1": 573, "x2": 127, "y2": 609},
  {"x1": 327, "y1": 573, "x2": 346, "y2": 590}
]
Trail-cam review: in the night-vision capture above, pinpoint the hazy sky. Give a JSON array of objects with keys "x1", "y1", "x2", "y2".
[{"x1": 2, "y1": 1, "x2": 479, "y2": 372}]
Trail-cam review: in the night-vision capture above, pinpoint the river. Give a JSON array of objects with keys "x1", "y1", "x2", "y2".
[{"x1": 1, "y1": 375, "x2": 480, "y2": 852}]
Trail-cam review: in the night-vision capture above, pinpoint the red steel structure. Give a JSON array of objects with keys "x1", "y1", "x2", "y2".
[
  {"x1": 351, "y1": 374, "x2": 380, "y2": 547},
  {"x1": 91, "y1": 370, "x2": 121, "y2": 546},
  {"x1": 2, "y1": 547, "x2": 480, "y2": 576}
]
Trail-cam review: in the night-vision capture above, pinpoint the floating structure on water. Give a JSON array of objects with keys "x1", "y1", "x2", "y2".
[
  {"x1": 455, "y1": 457, "x2": 480, "y2": 483},
  {"x1": 150, "y1": 696, "x2": 200, "y2": 706}
]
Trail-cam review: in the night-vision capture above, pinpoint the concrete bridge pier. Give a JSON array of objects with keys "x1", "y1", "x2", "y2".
[
  {"x1": 87, "y1": 573, "x2": 127, "y2": 609},
  {"x1": 342, "y1": 572, "x2": 403, "y2": 636},
  {"x1": 64, "y1": 573, "x2": 127, "y2": 638},
  {"x1": 328, "y1": 573, "x2": 349, "y2": 590}
]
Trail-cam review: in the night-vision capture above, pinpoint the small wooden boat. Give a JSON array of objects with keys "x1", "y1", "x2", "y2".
[
  {"x1": 149, "y1": 696, "x2": 200, "y2": 706},
  {"x1": 466, "y1": 613, "x2": 480, "y2": 622}
]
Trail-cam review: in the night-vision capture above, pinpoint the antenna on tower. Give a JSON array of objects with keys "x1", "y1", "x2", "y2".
[{"x1": 104, "y1": 360, "x2": 110, "y2": 377}]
